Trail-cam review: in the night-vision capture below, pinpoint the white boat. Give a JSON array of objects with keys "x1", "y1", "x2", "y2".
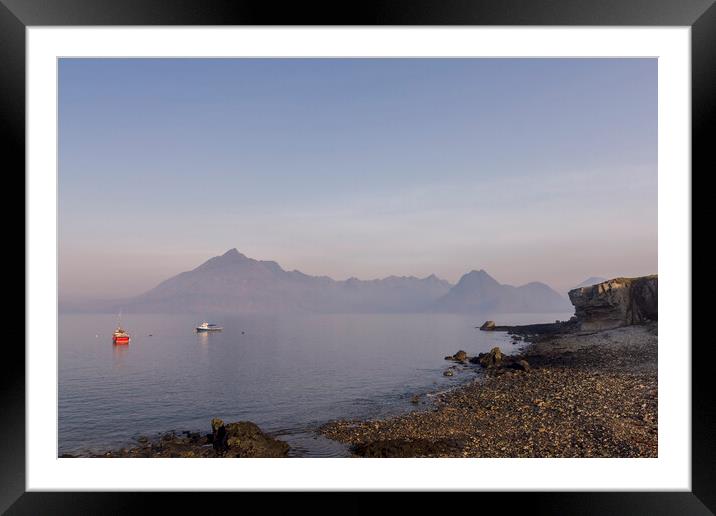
[{"x1": 196, "y1": 322, "x2": 223, "y2": 332}]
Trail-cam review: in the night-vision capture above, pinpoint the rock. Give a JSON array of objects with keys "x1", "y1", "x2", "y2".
[
  {"x1": 478, "y1": 347, "x2": 503, "y2": 367},
  {"x1": 473, "y1": 347, "x2": 530, "y2": 374},
  {"x1": 91, "y1": 418, "x2": 290, "y2": 458},
  {"x1": 445, "y1": 350, "x2": 468, "y2": 362},
  {"x1": 210, "y1": 418, "x2": 228, "y2": 454},
  {"x1": 510, "y1": 359, "x2": 531, "y2": 372},
  {"x1": 211, "y1": 418, "x2": 224, "y2": 432},
  {"x1": 411, "y1": 395, "x2": 420, "y2": 404},
  {"x1": 351, "y1": 438, "x2": 465, "y2": 457},
  {"x1": 443, "y1": 370, "x2": 454, "y2": 377},
  {"x1": 480, "y1": 320, "x2": 496, "y2": 331},
  {"x1": 568, "y1": 275, "x2": 657, "y2": 331},
  {"x1": 221, "y1": 421, "x2": 290, "y2": 458}
]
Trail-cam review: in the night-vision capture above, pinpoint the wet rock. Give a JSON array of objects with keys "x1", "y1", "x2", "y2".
[
  {"x1": 351, "y1": 438, "x2": 465, "y2": 457},
  {"x1": 222, "y1": 421, "x2": 290, "y2": 458},
  {"x1": 445, "y1": 350, "x2": 468, "y2": 362},
  {"x1": 478, "y1": 347, "x2": 503, "y2": 367},
  {"x1": 209, "y1": 418, "x2": 288, "y2": 457},
  {"x1": 443, "y1": 370, "x2": 454, "y2": 377},
  {"x1": 480, "y1": 321, "x2": 496, "y2": 331},
  {"x1": 85, "y1": 418, "x2": 290, "y2": 458},
  {"x1": 473, "y1": 347, "x2": 530, "y2": 375},
  {"x1": 512, "y1": 359, "x2": 531, "y2": 372},
  {"x1": 211, "y1": 418, "x2": 229, "y2": 454}
]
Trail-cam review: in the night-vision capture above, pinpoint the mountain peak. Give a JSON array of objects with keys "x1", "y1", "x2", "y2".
[
  {"x1": 219, "y1": 248, "x2": 249, "y2": 260},
  {"x1": 454, "y1": 269, "x2": 500, "y2": 289},
  {"x1": 223, "y1": 248, "x2": 242, "y2": 257},
  {"x1": 464, "y1": 269, "x2": 493, "y2": 279},
  {"x1": 433, "y1": 269, "x2": 571, "y2": 313},
  {"x1": 192, "y1": 248, "x2": 250, "y2": 271}
]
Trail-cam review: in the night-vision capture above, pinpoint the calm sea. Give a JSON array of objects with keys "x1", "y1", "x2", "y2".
[{"x1": 59, "y1": 311, "x2": 573, "y2": 457}]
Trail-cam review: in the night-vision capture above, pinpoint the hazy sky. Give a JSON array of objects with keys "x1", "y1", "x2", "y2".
[{"x1": 59, "y1": 58, "x2": 657, "y2": 300}]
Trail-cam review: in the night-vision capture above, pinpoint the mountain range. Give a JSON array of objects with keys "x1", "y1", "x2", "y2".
[{"x1": 109, "y1": 248, "x2": 572, "y2": 314}]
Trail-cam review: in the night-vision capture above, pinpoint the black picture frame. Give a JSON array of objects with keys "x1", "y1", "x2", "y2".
[{"x1": 6, "y1": 0, "x2": 710, "y2": 513}]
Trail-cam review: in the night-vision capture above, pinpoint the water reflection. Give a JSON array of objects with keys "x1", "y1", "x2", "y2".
[
  {"x1": 112, "y1": 342, "x2": 129, "y2": 369},
  {"x1": 197, "y1": 331, "x2": 210, "y2": 351}
]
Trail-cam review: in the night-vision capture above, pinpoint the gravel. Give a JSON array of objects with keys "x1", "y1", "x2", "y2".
[{"x1": 319, "y1": 324, "x2": 658, "y2": 458}]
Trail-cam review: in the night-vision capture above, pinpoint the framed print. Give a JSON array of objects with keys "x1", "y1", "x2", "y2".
[{"x1": 6, "y1": 0, "x2": 712, "y2": 512}]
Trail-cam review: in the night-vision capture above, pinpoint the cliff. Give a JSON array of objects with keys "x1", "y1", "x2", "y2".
[{"x1": 568, "y1": 275, "x2": 657, "y2": 331}]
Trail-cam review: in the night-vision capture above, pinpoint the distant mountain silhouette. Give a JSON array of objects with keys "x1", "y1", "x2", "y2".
[
  {"x1": 431, "y1": 269, "x2": 572, "y2": 313},
  {"x1": 124, "y1": 249, "x2": 452, "y2": 314},
  {"x1": 102, "y1": 249, "x2": 571, "y2": 314}
]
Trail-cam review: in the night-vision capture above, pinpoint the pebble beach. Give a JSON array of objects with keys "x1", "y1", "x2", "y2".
[{"x1": 319, "y1": 324, "x2": 658, "y2": 458}]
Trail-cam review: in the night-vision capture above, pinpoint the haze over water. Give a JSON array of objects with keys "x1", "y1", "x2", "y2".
[
  {"x1": 59, "y1": 311, "x2": 573, "y2": 456},
  {"x1": 58, "y1": 58, "x2": 655, "y2": 457},
  {"x1": 59, "y1": 58, "x2": 657, "y2": 301}
]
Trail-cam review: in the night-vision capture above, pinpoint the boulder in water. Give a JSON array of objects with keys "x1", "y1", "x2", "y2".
[
  {"x1": 445, "y1": 350, "x2": 468, "y2": 362},
  {"x1": 209, "y1": 418, "x2": 288, "y2": 457},
  {"x1": 480, "y1": 321, "x2": 496, "y2": 331}
]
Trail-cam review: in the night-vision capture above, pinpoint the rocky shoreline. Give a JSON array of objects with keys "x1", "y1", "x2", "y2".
[
  {"x1": 61, "y1": 419, "x2": 290, "y2": 458},
  {"x1": 319, "y1": 322, "x2": 658, "y2": 458},
  {"x1": 65, "y1": 323, "x2": 657, "y2": 459},
  {"x1": 63, "y1": 275, "x2": 658, "y2": 459}
]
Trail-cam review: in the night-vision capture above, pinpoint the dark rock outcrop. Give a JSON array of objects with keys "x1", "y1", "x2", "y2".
[
  {"x1": 479, "y1": 320, "x2": 579, "y2": 337},
  {"x1": 568, "y1": 275, "x2": 657, "y2": 331},
  {"x1": 351, "y1": 438, "x2": 465, "y2": 457},
  {"x1": 208, "y1": 419, "x2": 290, "y2": 458},
  {"x1": 77, "y1": 418, "x2": 290, "y2": 458},
  {"x1": 444, "y1": 350, "x2": 468, "y2": 362},
  {"x1": 211, "y1": 418, "x2": 229, "y2": 454},
  {"x1": 471, "y1": 346, "x2": 530, "y2": 375},
  {"x1": 477, "y1": 347, "x2": 503, "y2": 367},
  {"x1": 480, "y1": 320, "x2": 496, "y2": 331}
]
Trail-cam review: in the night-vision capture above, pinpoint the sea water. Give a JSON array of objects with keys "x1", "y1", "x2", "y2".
[{"x1": 59, "y1": 311, "x2": 573, "y2": 457}]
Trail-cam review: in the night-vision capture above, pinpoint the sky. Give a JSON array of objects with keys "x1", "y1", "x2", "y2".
[{"x1": 59, "y1": 58, "x2": 657, "y2": 300}]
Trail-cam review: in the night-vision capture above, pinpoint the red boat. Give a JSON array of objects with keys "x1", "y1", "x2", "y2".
[{"x1": 112, "y1": 326, "x2": 131, "y2": 345}]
